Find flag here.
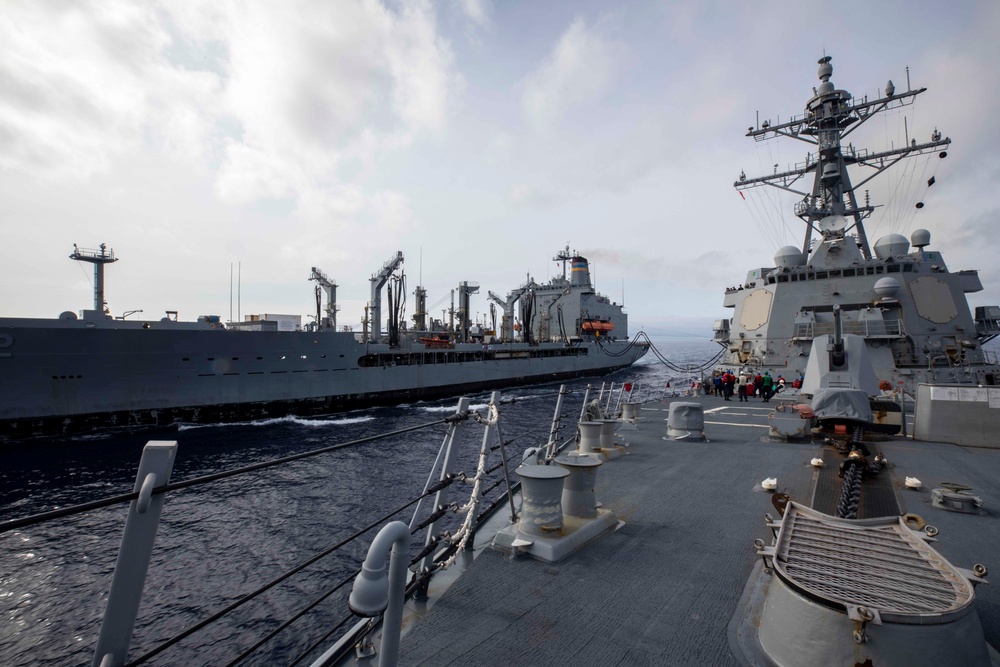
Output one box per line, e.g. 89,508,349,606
624,382,633,392
739,191,745,200
927,176,936,187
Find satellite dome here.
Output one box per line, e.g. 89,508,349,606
59,311,78,320
911,229,931,249
873,234,910,259
817,81,835,95
874,277,901,299
774,245,805,268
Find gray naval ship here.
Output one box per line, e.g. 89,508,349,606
0,246,647,439
3,54,1000,667
714,55,1000,396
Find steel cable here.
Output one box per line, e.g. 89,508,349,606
1,418,453,534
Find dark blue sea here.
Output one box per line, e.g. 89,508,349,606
0,336,718,667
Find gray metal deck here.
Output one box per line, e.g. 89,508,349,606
396,396,1000,666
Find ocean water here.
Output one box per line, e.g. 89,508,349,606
0,335,719,667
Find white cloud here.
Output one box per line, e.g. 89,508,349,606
520,17,619,130
0,1,459,214
455,0,491,28
0,1,221,179
212,0,460,235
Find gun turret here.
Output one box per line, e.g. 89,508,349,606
831,304,846,368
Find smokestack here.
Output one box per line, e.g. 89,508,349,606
570,256,591,287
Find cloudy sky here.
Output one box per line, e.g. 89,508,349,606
2,0,998,335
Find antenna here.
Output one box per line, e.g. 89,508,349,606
238,261,242,322
229,263,233,323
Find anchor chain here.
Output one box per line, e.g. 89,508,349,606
836,426,866,520
836,461,863,519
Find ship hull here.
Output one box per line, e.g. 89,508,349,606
0,318,646,440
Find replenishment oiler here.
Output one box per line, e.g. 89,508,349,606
0,246,647,440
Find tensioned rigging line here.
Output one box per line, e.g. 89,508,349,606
288,612,357,667
125,472,462,666
226,468,498,667
595,331,724,374
224,568,360,667
7,392,573,665
111,400,551,665
0,417,456,534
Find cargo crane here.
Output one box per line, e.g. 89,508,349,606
489,280,534,343
369,251,404,342
309,267,338,331
455,281,479,343
412,285,427,331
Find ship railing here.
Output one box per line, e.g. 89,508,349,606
71,245,116,261
0,387,584,667
794,319,904,339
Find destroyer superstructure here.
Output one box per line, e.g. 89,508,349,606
715,56,1000,393
0,246,646,440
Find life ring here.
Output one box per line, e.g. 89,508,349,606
902,513,926,531
879,380,892,391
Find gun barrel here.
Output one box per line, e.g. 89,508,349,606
831,305,846,367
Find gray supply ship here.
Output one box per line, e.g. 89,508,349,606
714,55,1000,395
0,246,647,440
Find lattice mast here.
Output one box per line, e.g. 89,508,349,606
734,56,950,260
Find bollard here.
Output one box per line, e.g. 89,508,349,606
621,401,641,421
577,421,603,454
598,419,617,449
515,465,570,536
554,453,602,518
666,402,706,440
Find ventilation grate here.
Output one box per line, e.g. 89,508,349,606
771,503,976,622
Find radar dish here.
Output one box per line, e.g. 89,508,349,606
818,215,848,233
873,234,910,259
774,246,805,268
874,277,901,299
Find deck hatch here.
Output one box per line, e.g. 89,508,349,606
771,503,976,622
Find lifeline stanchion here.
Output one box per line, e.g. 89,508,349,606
93,441,177,667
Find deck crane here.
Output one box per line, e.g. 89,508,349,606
369,251,404,341
455,281,480,343
488,281,534,342
309,267,339,331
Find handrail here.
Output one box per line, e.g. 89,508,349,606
792,319,905,339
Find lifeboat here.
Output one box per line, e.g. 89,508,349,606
581,320,614,332
419,335,453,349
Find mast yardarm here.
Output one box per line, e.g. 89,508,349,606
734,56,951,260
